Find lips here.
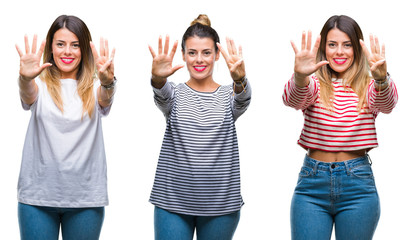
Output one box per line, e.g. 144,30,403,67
61,58,75,64
194,65,207,72
333,58,347,65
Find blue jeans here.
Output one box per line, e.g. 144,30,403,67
154,206,240,240
18,203,104,240
291,155,380,240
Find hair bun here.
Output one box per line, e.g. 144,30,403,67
190,14,211,27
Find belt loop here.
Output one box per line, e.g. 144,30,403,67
313,161,319,174
367,154,372,166
344,161,350,175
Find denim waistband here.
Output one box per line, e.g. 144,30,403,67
303,154,371,172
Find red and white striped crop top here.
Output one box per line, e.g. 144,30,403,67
283,75,398,152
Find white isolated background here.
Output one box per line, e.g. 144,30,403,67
0,0,412,239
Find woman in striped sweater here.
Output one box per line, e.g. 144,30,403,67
283,15,397,240
148,14,251,240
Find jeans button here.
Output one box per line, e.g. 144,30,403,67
331,164,336,169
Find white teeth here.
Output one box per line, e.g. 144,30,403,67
334,59,346,62
62,58,73,63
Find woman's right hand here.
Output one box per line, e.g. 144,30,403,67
291,31,328,87
148,35,184,88
16,34,52,82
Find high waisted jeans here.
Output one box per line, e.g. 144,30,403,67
154,206,240,240
291,155,380,240
18,203,104,240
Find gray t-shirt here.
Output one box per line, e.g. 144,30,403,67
18,78,110,208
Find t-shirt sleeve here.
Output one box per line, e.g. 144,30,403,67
21,78,41,111
94,80,112,117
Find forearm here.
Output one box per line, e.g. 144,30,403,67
232,80,252,120
98,86,115,108
153,80,175,116
368,76,398,114
282,75,318,110
151,76,167,89
18,76,38,105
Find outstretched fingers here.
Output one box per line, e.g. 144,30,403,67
168,40,179,58
90,41,99,62
216,42,230,63
148,45,156,58
359,39,371,59
164,35,170,55
290,40,299,54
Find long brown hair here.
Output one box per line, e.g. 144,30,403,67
316,15,371,110
41,15,95,118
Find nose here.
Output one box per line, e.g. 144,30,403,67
336,45,344,55
196,53,203,63
64,45,71,55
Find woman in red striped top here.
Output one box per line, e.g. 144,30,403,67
283,15,398,240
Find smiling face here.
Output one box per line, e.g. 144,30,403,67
182,36,219,82
325,28,354,79
52,28,82,79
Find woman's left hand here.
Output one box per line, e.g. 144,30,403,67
91,38,116,85
217,37,245,82
360,34,387,80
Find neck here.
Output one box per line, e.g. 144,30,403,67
186,77,219,92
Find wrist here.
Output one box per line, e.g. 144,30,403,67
293,73,309,87
233,76,247,86
19,75,33,83
101,76,117,90
374,72,390,84
151,75,167,83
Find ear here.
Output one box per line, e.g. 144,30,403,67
215,48,220,61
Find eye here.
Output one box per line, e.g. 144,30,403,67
328,43,336,48
344,43,353,48
57,43,64,47
188,51,196,56
203,51,212,56
72,43,80,49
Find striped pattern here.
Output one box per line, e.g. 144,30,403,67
283,75,398,151
150,82,251,216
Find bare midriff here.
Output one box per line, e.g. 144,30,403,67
308,149,367,162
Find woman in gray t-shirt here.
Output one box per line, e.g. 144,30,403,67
16,15,116,240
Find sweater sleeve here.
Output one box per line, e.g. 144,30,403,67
282,75,319,110
231,81,252,121
367,77,398,114
153,81,176,119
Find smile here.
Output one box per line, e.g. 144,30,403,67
194,65,207,72
61,58,75,64
333,58,347,65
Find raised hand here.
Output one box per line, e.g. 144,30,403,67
360,34,387,80
291,31,329,86
217,37,245,81
91,37,115,85
149,35,184,87
16,34,52,81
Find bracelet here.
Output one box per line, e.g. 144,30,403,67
233,76,247,95
374,72,390,87
101,76,117,90
234,76,247,86
374,72,390,84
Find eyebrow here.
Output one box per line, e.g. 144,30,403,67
327,40,352,43
56,39,80,43
188,48,213,51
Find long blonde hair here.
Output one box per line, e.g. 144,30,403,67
41,15,96,118
316,15,371,111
